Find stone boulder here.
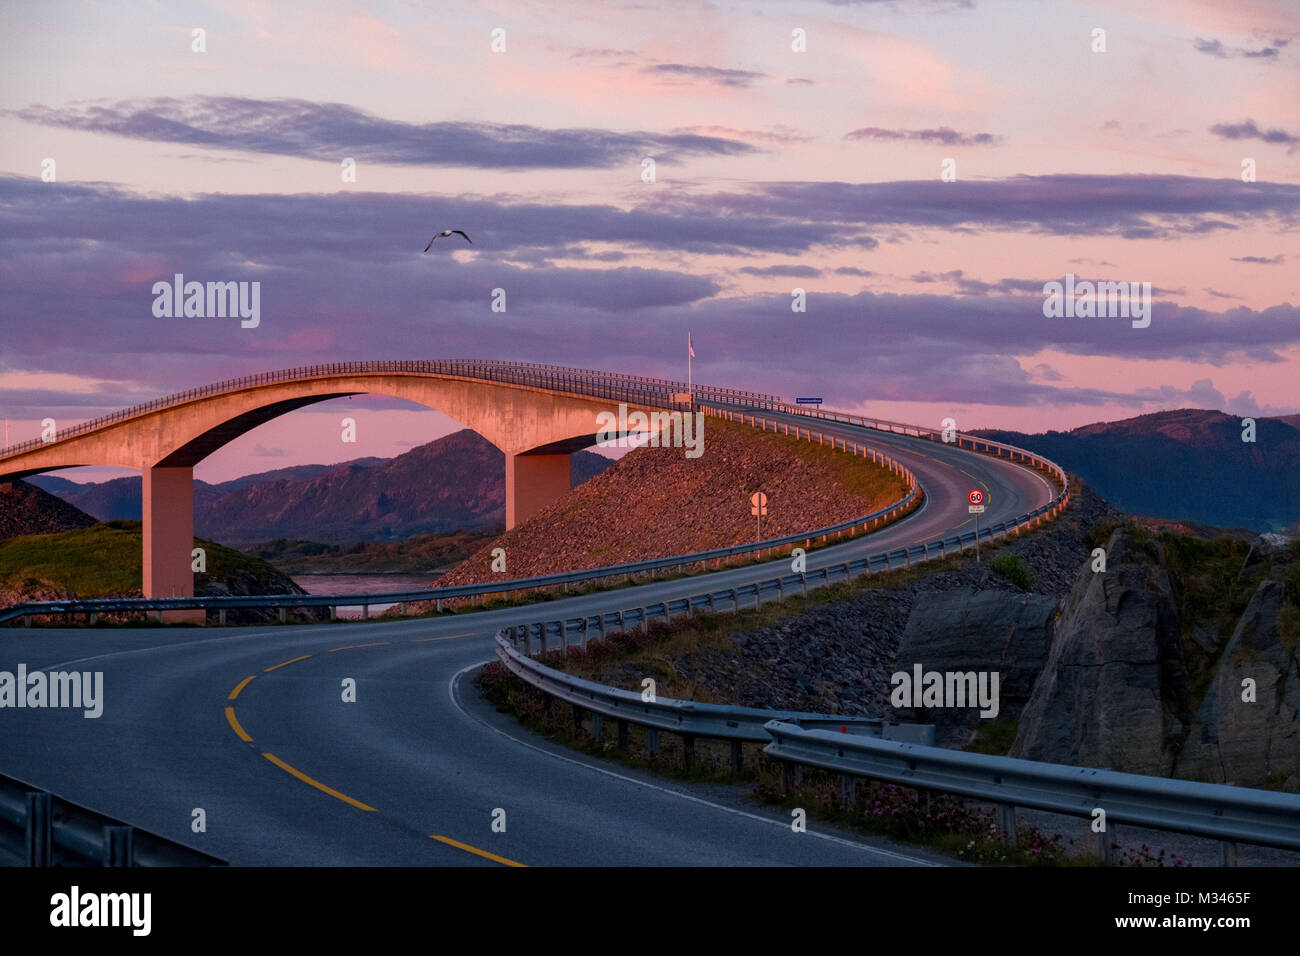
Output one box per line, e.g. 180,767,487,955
893,587,1057,747
1177,579,1300,790
1010,529,1191,774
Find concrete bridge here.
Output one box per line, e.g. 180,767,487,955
0,361,776,619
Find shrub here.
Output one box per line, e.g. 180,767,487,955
989,553,1034,590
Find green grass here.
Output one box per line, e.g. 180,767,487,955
988,553,1035,590
0,520,287,599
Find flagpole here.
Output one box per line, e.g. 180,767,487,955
687,331,692,406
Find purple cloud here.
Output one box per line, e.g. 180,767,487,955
9,97,758,169
1231,254,1285,264
641,64,767,87
845,126,1001,147
1209,119,1300,150
739,264,822,278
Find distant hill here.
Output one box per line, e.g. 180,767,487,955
29,430,613,547
972,409,1300,532
0,480,97,539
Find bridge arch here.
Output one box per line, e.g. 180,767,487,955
0,362,734,617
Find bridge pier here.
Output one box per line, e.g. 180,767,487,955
505,452,570,529
142,466,204,623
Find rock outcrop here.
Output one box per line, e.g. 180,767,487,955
893,588,1057,747
1177,579,1300,790
1010,529,1191,775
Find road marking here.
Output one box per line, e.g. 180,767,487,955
224,706,253,742
265,654,312,672
228,675,256,699
328,641,392,653
447,662,941,866
428,834,526,867
411,632,474,644
261,752,377,812
952,518,972,531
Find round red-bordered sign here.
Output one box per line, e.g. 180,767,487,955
968,489,984,505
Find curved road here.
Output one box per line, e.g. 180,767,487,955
1,417,1056,866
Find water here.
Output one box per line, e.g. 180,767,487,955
290,573,443,618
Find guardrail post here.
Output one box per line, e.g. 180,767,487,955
279,607,287,623
399,602,407,616
436,598,443,613
1095,827,1115,864
559,621,568,655
617,720,629,750
581,617,588,645
218,608,227,626
572,702,583,733
25,791,52,866
840,774,856,809
23,614,31,627
1218,841,1240,866
89,612,98,626
754,585,761,610
996,804,1018,846
681,733,695,769
523,624,533,656
777,578,784,601
362,604,369,620
596,614,605,642
591,713,603,739
646,728,659,756
638,608,647,633
104,825,134,867
731,741,743,772
617,609,625,633
800,573,807,597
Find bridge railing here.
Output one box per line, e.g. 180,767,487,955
0,360,775,461
1,406,925,624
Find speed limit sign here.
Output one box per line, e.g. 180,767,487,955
968,489,984,506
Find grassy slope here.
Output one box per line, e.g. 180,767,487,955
0,520,290,598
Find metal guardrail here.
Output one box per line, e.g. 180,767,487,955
0,770,226,866
494,634,934,771
494,635,1300,858
0,406,926,625
762,721,1300,854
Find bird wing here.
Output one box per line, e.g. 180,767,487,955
423,236,437,252
452,230,472,243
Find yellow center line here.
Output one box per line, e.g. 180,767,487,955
953,518,973,530
262,753,377,812
410,632,475,643
265,654,312,672
429,834,527,867
327,641,392,653
228,675,256,700
224,706,253,742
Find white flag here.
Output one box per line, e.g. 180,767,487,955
688,331,695,358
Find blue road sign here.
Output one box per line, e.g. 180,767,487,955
795,397,823,405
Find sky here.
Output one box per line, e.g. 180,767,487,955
0,0,1297,483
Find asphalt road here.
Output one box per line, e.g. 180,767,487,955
0,420,1055,865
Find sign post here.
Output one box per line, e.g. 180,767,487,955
968,489,985,562
751,491,768,541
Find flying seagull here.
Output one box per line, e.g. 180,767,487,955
424,229,472,252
